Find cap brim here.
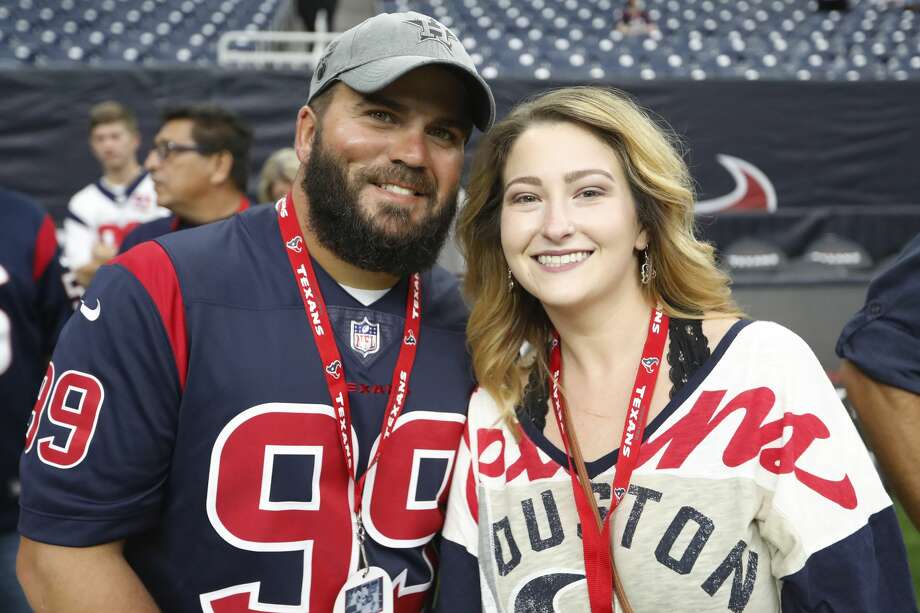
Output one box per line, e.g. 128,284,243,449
339,55,495,132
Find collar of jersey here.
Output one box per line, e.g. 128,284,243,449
519,319,753,480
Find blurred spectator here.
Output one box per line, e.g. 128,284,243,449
62,101,166,289
297,0,338,32
617,0,657,36
0,187,75,612
119,105,253,253
818,0,850,10
258,147,298,203
837,234,920,529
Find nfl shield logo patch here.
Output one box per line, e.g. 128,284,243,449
350,317,380,358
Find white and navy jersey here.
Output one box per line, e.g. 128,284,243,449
119,198,252,254
19,204,474,612
0,188,74,532
118,213,192,254
62,172,164,269
436,321,918,613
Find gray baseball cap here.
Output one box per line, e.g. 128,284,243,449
308,11,495,132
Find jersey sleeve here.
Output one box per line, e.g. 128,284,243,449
18,242,186,546
118,223,145,254
434,418,485,613
836,234,920,395
32,213,76,353
754,325,918,612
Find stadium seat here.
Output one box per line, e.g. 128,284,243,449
1,0,918,75
377,0,920,80
721,237,789,283
0,0,287,65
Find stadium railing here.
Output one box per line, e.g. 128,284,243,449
216,30,340,67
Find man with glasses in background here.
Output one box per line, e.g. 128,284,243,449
119,104,253,253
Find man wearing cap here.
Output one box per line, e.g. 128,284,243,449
16,12,494,612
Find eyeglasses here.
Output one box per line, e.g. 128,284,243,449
150,140,207,160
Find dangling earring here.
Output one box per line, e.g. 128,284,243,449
640,249,656,285
507,267,515,290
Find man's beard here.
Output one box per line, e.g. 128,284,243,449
302,130,459,278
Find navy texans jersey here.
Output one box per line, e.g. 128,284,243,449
119,198,252,254
117,213,186,254
0,187,74,532
19,203,474,612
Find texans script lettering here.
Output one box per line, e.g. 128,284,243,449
637,387,857,509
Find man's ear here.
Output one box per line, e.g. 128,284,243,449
209,150,233,185
295,105,319,163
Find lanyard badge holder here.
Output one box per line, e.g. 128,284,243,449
549,307,668,613
332,516,394,613
278,195,420,613
332,565,394,613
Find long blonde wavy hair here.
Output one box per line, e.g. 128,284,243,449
458,87,742,423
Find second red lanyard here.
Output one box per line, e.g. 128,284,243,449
549,307,668,613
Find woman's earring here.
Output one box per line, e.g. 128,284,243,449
640,249,656,285
508,268,515,290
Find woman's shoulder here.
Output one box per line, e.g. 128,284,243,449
705,318,820,368
700,315,741,352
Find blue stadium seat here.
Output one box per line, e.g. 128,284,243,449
2,0,918,75
0,0,287,65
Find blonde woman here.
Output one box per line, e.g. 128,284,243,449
257,146,299,203
435,88,916,613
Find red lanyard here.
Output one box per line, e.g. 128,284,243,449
548,308,668,613
276,194,421,521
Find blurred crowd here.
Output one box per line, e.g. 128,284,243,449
0,98,295,608
35,100,294,292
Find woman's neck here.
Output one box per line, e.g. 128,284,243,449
545,283,654,377
540,284,665,461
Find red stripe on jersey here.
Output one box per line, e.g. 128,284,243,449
32,214,58,281
466,463,479,523
115,242,189,390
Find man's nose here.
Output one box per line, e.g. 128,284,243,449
144,150,159,172
388,126,429,170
